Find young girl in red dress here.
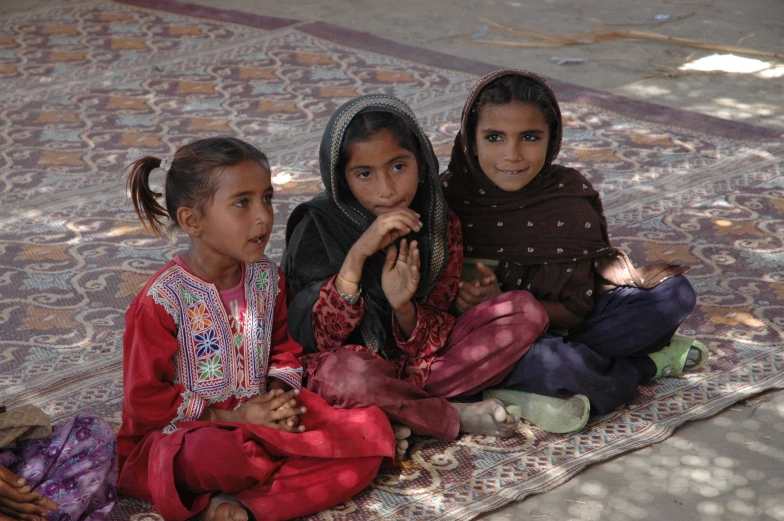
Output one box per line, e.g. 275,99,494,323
283,95,549,452
117,137,394,521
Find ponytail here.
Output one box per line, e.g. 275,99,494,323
124,138,268,237
125,156,169,237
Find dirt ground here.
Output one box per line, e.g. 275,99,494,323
2,0,783,519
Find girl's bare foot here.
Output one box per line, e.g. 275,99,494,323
454,399,519,437
203,494,250,521
392,423,412,461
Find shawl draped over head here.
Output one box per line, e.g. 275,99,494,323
442,69,687,316
282,94,449,355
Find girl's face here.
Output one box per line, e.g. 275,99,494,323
194,160,274,264
473,101,550,192
344,129,419,216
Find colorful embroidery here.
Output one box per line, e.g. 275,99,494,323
198,355,224,381
187,303,212,331
147,258,281,429
163,390,206,434
195,329,220,359
268,366,303,390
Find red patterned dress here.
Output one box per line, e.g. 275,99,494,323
118,256,394,521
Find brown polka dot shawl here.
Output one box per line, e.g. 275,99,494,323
442,69,687,316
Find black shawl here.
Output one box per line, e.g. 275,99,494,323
282,94,449,355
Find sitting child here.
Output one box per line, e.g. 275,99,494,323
442,70,708,432
117,137,394,521
283,95,549,452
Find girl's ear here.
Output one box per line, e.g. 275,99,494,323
177,206,202,237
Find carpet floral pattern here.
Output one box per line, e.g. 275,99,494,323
0,1,782,519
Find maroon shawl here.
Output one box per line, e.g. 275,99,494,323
442,69,687,315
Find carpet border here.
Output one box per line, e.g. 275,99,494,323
297,21,782,142
111,0,782,142
113,0,300,31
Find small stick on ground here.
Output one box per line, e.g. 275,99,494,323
453,20,784,60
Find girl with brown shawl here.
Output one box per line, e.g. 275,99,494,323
283,95,550,450
442,70,707,420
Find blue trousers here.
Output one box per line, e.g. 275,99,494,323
499,275,696,415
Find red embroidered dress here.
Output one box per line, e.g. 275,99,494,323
118,257,394,520
307,211,463,387
120,257,302,441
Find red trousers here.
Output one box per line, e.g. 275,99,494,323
308,290,548,441
118,388,394,521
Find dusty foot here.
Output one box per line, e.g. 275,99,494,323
392,423,412,461
454,399,519,437
203,494,250,521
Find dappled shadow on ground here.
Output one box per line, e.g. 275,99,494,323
479,392,784,521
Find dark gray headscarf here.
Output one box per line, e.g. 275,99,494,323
282,94,448,356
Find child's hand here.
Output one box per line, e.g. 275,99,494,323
0,465,58,521
381,239,420,311
236,389,306,433
353,209,422,259
272,400,301,431
454,262,501,315
265,379,301,430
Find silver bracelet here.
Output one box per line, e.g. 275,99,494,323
336,285,362,305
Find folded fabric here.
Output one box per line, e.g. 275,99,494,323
0,404,52,449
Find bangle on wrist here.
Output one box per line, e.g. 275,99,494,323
336,284,362,305
337,274,359,287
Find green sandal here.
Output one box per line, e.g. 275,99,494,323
648,334,709,379
482,389,590,434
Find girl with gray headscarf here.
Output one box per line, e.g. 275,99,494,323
283,95,549,454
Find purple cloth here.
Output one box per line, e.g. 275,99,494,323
0,413,118,521
499,275,696,415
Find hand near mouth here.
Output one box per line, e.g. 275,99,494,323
352,208,422,260
338,208,423,308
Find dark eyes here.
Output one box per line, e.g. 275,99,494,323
355,164,407,179
484,133,540,143
234,195,273,207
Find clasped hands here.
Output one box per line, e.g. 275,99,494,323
232,379,306,433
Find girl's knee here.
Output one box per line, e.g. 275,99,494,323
506,290,549,332
661,275,696,324
309,350,379,402
313,349,370,381
675,276,697,314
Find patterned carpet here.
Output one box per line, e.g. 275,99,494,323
1,1,782,519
